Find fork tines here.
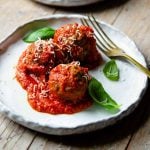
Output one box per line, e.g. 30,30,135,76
81,14,150,78
81,14,118,53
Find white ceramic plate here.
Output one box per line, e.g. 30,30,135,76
0,14,148,135
32,0,103,7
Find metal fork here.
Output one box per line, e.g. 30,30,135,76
81,14,150,78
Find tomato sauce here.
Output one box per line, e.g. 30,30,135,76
16,58,92,114
16,23,102,114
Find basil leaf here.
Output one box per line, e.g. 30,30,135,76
103,59,119,81
23,27,55,43
88,77,120,111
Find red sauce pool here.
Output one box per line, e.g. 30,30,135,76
16,23,102,114
16,59,92,114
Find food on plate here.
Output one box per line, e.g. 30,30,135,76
16,23,103,114
16,22,121,114
16,61,92,114
49,61,91,102
23,23,102,69
53,23,101,69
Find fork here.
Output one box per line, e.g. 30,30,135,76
81,14,150,78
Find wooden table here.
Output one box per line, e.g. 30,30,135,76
0,0,150,149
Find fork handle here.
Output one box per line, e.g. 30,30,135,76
122,53,150,78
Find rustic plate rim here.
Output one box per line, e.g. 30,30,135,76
0,14,148,135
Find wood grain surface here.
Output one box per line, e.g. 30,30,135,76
0,0,150,149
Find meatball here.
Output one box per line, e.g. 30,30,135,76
53,23,102,68
49,61,91,102
18,40,56,74
18,23,102,76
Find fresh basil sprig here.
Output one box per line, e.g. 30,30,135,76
23,27,55,43
88,77,120,111
103,59,119,81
